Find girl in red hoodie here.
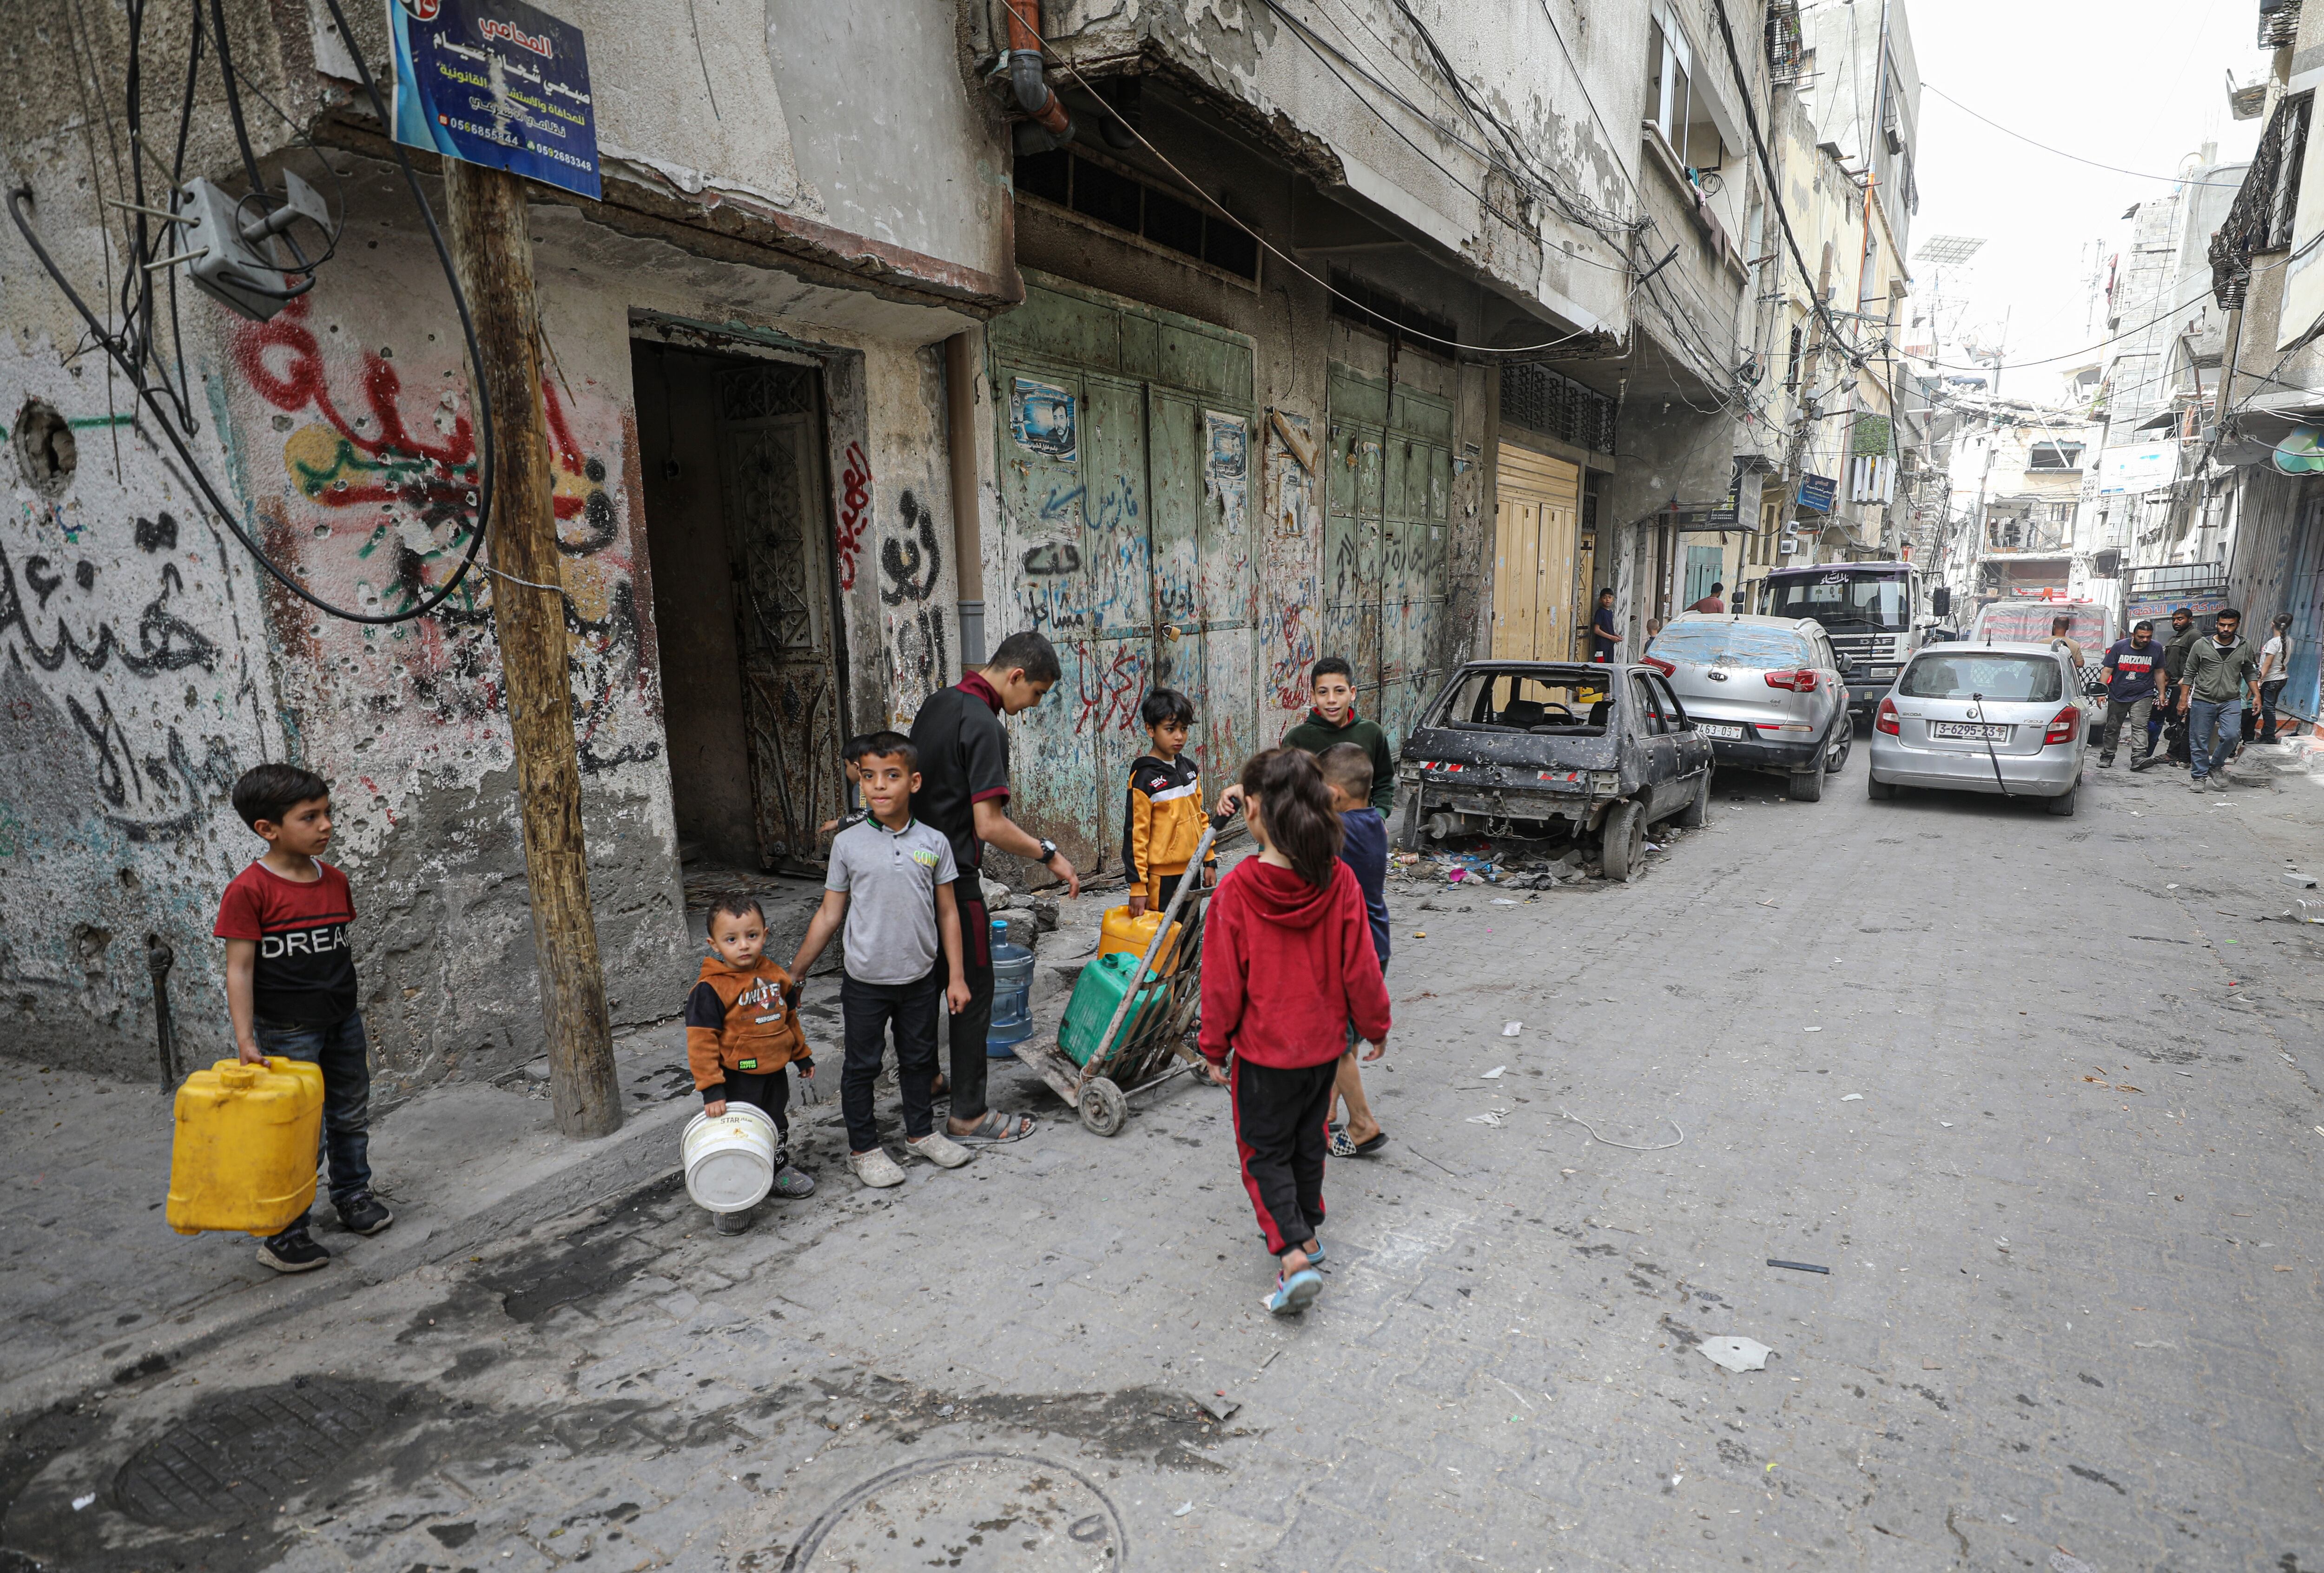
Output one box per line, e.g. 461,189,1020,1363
1201,748,1393,1314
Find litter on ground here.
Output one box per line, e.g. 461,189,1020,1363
1502,1021,1523,1036
1698,1335,1773,1373
1481,1065,1506,1079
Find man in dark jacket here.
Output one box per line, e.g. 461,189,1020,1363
1279,657,1397,816
2155,607,2201,765
2099,621,2161,768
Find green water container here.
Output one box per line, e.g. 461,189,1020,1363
1059,951,1169,1067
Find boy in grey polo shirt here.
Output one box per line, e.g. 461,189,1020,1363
790,732,974,1188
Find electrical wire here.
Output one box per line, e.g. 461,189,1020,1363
1707,0,1844,357
1922,83,2252,190
9,0,498,627
1004,0,1614,356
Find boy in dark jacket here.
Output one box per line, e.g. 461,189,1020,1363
687,893,818,1232
1280,656,1397,815
1318,743,1390,1158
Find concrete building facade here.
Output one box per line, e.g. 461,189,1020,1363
2,0,1855,1089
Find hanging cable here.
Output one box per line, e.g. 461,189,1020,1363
1003,0,1670,359
9,0,498,627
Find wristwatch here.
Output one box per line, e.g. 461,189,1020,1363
1037,838,1060,866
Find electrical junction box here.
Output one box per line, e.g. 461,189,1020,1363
172,172,330,323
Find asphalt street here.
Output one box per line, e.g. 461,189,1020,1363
4,745,2319,1573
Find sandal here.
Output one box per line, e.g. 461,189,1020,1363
1327,1128,1359,1159
949,1110,1036,1145
1265,1267,1323,1315
1352,1131,1389,1157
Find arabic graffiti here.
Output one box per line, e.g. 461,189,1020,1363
879,489,943,606
227,297,658,775
1073,645,1144,737
836,440,871,591
1021,542,1082,576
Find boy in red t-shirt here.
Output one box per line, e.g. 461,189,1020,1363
213,764,390,1273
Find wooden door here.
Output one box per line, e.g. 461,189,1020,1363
1327,368,1453,737
1492,443,1580,660
718,363,845,868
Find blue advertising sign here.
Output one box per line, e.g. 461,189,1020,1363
389,0,600,200
1796,472,1837,513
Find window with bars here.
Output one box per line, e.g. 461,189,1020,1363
1499,361,1618,455
1764,0,1803,84
1013,148,1260,280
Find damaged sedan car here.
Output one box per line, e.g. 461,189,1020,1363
1395,662,1714,881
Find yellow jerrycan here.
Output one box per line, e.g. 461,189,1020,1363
166,1057,324,1236
1097,903,1185,975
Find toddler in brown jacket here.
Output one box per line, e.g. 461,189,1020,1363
686,893,818,1231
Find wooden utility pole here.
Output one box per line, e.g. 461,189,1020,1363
443,162,622,1139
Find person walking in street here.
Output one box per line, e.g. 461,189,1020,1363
2100,621,2162,769
909,631,1078,1145
2158,607,2201,765
1591,588,1621,664
1281,657,1397,816
2179,608,2264,792
1199,748,1391,1317
1686,582,1726,615
2258,612,2294,743
214,764,391,1273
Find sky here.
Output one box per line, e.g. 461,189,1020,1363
1877,0,2270,402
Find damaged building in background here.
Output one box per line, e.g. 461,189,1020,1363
5,0,1845,1090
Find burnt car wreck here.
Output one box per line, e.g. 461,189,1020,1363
1395,662,1714,881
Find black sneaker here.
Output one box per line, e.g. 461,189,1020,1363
337,1191,394,1237
257,1226,331,1274
2098,753,2115,768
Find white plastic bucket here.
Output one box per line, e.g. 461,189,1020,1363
681,1102,777,1212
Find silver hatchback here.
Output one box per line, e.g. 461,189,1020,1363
1867,642,2088,815
1643,613,1851,801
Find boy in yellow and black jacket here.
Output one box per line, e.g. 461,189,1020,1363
685,892,818,1230
1123,689,1216,916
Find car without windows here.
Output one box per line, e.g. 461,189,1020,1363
1642,612,1852,801
1395,661,1714,881
1868,642,2089,816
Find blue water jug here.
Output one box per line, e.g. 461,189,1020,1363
987,923,1034,1055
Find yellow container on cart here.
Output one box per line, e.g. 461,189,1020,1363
166,1057,324,1236
1097,903,1186,975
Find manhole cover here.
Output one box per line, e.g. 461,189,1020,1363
113,1378,398,1528
784,1451,1126,1571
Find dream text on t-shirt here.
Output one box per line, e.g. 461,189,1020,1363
213,861,358,1024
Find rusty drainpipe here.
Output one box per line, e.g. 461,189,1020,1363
1004,0,1075,154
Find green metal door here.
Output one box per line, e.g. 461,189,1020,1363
1326,368,1453,742
988,274,1256,871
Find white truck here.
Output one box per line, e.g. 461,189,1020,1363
1754,562,1947,714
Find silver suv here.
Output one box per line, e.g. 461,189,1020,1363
1643,613,1851,801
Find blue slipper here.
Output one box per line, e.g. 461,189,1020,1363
1266,1267,1323,1315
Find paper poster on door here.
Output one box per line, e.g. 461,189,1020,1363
1204,410,1248,534
1010,378,1077,460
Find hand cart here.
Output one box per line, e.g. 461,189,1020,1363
1011,815,1227,1135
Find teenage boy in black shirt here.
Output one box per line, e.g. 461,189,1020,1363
909,630,1081,1144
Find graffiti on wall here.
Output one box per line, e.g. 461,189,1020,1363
835,440,870,591
0,512,247,842
228,297,658,774
880,488,948,720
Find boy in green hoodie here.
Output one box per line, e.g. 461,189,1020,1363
1279,657,1397,816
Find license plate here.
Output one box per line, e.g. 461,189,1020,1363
1930,721,2010,740
1695,723,1746,740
